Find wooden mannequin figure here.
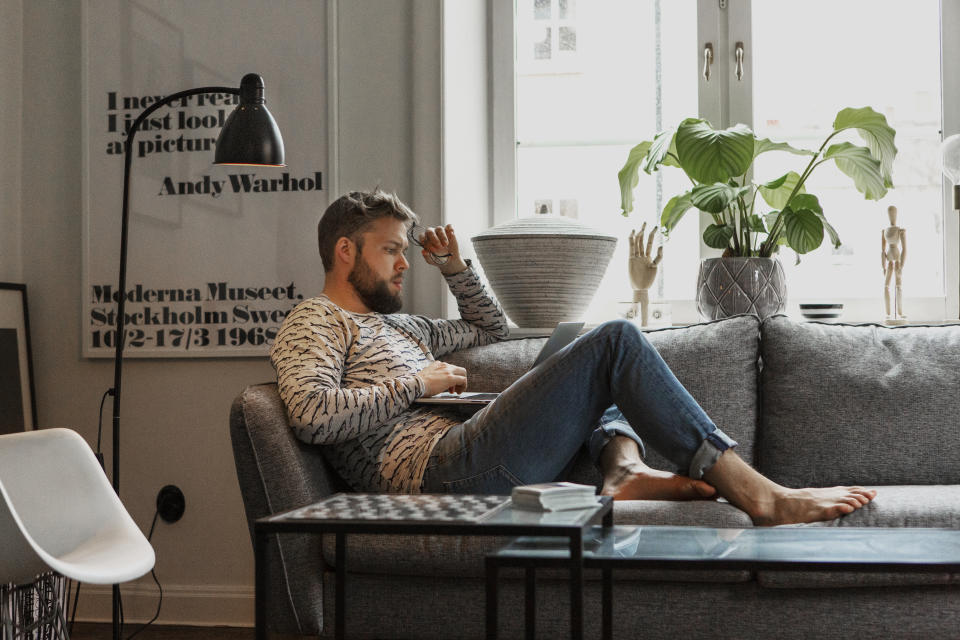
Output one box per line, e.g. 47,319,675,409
881,205,907,324
628,223,663,326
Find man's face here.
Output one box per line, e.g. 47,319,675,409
347,216,410,313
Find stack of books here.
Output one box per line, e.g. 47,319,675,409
510,482,600,512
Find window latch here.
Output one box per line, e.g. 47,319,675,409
735,41,745,81
703,43,714,82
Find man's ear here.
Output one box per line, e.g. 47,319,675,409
333,236,356,268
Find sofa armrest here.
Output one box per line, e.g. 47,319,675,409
230,382,347,636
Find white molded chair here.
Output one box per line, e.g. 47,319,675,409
0,428,155,629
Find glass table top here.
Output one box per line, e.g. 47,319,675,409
496,525,960,566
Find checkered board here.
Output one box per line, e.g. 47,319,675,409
281,493,510,523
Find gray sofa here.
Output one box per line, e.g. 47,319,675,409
230,314,960,639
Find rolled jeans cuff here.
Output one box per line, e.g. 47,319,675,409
589,420,646,464
688,429,738,479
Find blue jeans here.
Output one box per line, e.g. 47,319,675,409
420,319,737,494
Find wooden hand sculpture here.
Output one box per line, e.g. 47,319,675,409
628,223,663,326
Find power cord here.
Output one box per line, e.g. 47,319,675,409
95,388,113,469
68,388,115,634
121,508,164,639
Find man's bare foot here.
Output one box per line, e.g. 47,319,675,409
601,465,717,501
703,449,877,526
749,486,877,526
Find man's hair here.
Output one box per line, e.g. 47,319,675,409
317,188,419,271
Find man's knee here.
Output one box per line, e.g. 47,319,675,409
596,318,642,338
592,318,649,348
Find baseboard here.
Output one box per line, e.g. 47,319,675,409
73,582,254,627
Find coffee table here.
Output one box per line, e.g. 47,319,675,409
491,525,960,640
253,493,612,640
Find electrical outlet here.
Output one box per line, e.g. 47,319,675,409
156,484,186,523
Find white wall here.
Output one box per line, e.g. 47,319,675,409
15,0,449,625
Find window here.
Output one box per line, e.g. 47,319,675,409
493,0,960,323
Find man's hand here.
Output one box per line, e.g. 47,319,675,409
628,223,663,291
417,360,468,396
418,224,468,275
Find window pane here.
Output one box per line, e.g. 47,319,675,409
751,0,943,301
515,0,698,322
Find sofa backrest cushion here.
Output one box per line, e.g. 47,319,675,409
758,316,960,486
446,315,761,472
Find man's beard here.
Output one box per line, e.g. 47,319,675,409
348,254,403,313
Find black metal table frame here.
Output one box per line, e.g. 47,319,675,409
489,529,960,640
254,496,613,640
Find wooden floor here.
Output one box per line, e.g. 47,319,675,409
69,623,249,639
69,623,307,639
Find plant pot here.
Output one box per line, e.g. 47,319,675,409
471,215,617,328
696,257,786,321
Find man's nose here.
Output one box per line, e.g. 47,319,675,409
397,253,410,271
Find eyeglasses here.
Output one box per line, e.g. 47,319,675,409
407,224,452,265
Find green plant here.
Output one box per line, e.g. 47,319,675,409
618,107,897,258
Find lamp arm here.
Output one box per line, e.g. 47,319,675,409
111,85,239,489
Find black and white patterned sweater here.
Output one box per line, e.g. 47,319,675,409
270,266,509,493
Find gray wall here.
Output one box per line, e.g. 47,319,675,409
6,0,446,624
0,0,23,282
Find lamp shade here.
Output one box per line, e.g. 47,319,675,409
214,73,285,166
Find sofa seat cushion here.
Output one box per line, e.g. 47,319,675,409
758,317,960,486
320,499,753,583
758,485,960,588
613,498,753,528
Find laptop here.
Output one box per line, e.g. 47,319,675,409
414,321,585,406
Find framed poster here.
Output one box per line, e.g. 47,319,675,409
0,283,37,432
82,0,329,357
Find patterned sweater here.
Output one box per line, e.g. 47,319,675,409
270,266,509,493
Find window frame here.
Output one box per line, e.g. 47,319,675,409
485,0,960,322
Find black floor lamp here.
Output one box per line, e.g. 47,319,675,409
109,73,284,640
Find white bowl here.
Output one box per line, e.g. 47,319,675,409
798,303,844,321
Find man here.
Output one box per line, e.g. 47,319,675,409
271,189,876,525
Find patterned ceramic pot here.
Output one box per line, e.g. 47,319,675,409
696,257,787,321
471,216,617,328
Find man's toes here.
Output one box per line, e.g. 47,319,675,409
693,481,717,497
841,496,864,509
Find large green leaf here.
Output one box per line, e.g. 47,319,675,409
660,192,694,233
788,193,839,249
703,223,735,250
642,128,678,174
782,207,824,254
819,215,842,249
832,106,897,185
758,171,804,209
747,214,767,233
823,142,888,200
690,183,750,214
753,138,815,161
789,193,823,215
675,120,755,184
618,141,653,215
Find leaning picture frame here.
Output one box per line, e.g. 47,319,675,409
0,283,37,432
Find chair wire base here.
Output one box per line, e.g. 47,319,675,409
0,573,70,640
